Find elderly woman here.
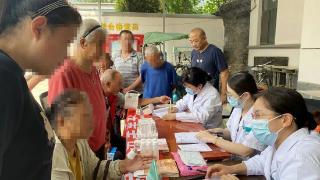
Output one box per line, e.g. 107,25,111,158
50,90,152,180
48,19,108,160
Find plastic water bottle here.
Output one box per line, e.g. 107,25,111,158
136,108,144,120
172,90,179,104
141,139,153,157
127,148,137,160
152,139,159,160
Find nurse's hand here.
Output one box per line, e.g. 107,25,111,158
221,174,239,180
162,113,176,120
196,131,218,144
206,164,233,178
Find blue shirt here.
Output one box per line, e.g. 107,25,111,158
141,61,177,98
191,44,228,90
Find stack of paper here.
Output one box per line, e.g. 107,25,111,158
178,150,207,166
178,143,212,152
175,132,213,153
175,132,201,144
155,104,174,109
152,107,169,118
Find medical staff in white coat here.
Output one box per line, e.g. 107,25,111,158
206,88,320,180
163,67,222,129
196,72,266,159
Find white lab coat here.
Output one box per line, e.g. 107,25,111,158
244,128,320,180
175,83,222,129
226,107,266,152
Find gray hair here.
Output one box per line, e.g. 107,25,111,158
76,19,106,44
144,45,160,56
100,69,121,84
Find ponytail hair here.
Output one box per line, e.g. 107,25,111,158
206,73,213,82
228,71,258,96
256,87,317,131
305,112,318,130
182,67,212,87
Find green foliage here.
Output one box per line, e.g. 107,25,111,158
197,0,229,14
165,0,200,14
113,0,230,14
71,0,116,3
115,0,161,13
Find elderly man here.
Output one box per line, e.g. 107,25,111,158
48,19,108,160
113,30,143,93
189,28,229,103
140,45,178,98
100,69,170,157
50,90,152,180
100,69,170,140
100,69,171,109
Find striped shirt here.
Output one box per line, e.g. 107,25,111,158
113,50,143,88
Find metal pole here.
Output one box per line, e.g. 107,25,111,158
161,0,166,60
98,0,102,23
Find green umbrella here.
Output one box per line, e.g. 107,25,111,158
144,32,188,45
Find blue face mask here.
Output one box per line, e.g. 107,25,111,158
251,115,283,146
227,96,241,108
185,87,195,96
227,93,248,108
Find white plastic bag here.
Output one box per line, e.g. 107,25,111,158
124,90,140,109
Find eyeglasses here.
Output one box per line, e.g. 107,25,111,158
251,112,279,119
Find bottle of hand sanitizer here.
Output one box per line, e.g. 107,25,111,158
172,90,179,104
